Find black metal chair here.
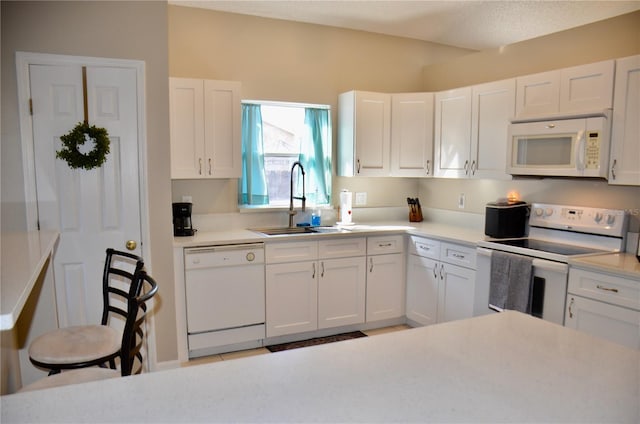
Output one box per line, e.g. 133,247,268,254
28,248,144,374
20,271,158,392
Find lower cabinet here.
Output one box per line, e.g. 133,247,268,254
406,236,476,326
564,267,640,349
366,235,406,322
265,238,367,338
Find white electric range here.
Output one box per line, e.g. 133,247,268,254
475,203,629,325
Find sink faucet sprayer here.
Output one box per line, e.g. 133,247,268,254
289,161,306,228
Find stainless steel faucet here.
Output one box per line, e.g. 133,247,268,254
289,161,306,228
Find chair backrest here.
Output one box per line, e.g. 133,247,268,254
120,271,158,376
100,248,145,326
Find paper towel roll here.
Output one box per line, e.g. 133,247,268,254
339,190,352,225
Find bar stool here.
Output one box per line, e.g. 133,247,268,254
20,271,158,392
28,248,144,374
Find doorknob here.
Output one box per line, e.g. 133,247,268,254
125,240,137,251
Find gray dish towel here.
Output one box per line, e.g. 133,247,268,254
489,250,533,313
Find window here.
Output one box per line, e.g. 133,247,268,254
239,101,332,208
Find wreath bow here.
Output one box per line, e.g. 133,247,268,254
56,122,110,170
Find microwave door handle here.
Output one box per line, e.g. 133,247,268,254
576,130,586,171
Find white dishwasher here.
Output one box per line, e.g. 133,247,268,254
184,243,265,358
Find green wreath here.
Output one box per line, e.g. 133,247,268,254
56,122,110,170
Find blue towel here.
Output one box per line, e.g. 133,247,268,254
489,251,533,313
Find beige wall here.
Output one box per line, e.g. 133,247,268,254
1,1,178,362
168,5,472,213
418,11,640,222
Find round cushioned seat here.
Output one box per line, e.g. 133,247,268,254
19,368,120,392
28,325,120,366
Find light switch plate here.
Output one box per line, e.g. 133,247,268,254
355,192,367,206
182,195,192,203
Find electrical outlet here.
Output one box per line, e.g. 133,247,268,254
182,195,192,203
355,192,367,206
458,193,465,209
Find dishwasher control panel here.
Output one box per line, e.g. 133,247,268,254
185,243,264,270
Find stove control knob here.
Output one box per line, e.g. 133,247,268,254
534,208,544,217
594,212,603,223
545,208,554,217
607,215,616,225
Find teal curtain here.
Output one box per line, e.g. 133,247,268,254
300,108,331,205
238,104,269,205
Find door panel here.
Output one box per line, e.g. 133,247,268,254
30,64,142,327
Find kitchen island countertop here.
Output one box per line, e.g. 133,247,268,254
2,311,638,423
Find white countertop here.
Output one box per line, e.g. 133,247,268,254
2,311,638,423
570,252,640,280
0,231,59,330
173,220,485,249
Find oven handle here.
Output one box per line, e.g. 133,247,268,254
477,247,569,273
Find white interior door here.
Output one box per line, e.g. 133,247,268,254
30,64,142,328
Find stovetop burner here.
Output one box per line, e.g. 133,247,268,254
490,238,608,257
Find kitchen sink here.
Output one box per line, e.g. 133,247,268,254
250,226,348,236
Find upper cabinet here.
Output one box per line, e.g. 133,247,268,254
390,93,434,177
434,79,514,180
338,91,391,177
169,78,241,179
609,55,640,186
515,60,614,119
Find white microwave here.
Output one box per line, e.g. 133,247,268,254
507,111,611,178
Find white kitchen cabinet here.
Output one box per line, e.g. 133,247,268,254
318,256,367,329
515,60,614,118
564,267,640,349
169,78,241,179
434,87,472,178
265,238,366,337
365,235,405,322
390,92,434,177
434,80,514,180
609,54,640,186
471,79,515,180
338,90,391,176
266,261,318,337
406,236,476,326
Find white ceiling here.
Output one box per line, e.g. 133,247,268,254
169,0,640,51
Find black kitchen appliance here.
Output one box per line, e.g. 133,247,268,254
173,202,196,237
484,201,529,238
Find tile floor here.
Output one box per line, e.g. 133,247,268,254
182,324,411,367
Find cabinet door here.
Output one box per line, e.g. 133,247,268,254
318,257,366,329
609,55,640,186
338,91,391,176
471,79,515,180
515,70,560,118
390,93,434,177
169,78,205,179
559,60,614,113
203,80,241,178
406,255,439,326
437,263,475,323
434,87,472,178
366,253,406,322
266,261,318,337
565,295,640,350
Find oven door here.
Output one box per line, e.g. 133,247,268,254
475,248,569,325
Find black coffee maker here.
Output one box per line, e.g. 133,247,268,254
173,202,195,236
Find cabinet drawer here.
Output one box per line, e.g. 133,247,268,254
568,268,640,311
319,237,366,259
265,241,318,264
440,242,476,269
367,235,404,255
408,236,440,260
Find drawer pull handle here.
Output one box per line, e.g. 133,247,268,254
452,253,465,259
378,243,393,248
419,245,431,251
569,297,574,319
596,285,619,293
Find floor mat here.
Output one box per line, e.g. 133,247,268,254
266,331,368,353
